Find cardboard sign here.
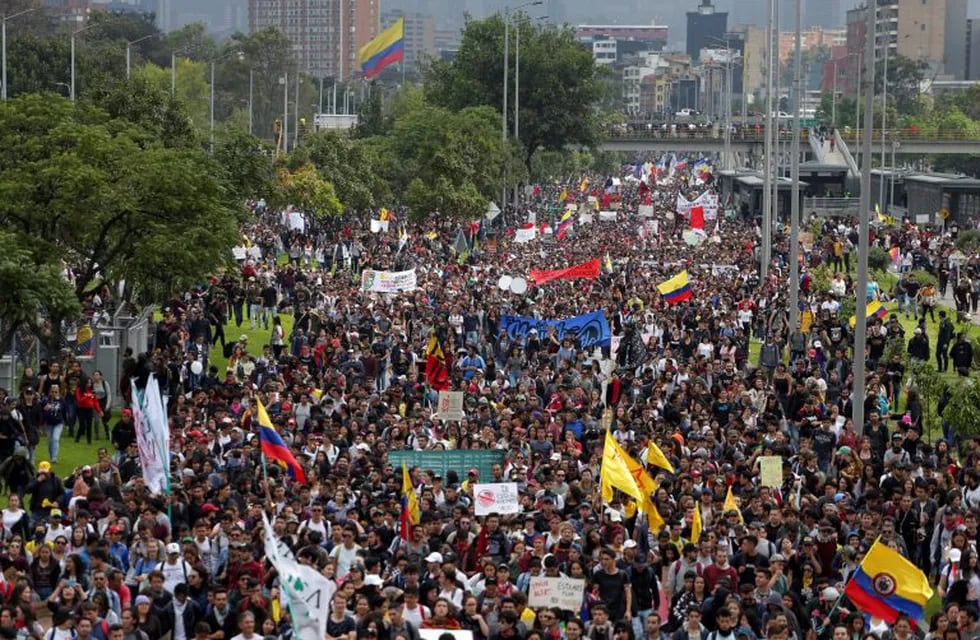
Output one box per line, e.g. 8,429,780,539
435,391,465,421
638,204,654,217
599,211,617,222
473,483,521,515
528,576,586,611
759,456,783,488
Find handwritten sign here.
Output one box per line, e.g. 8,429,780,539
759,456,783,488
529,576,585,611
435,391,465,421
473,483,520,516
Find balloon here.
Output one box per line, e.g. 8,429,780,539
510,277,528,294
190,361,203,376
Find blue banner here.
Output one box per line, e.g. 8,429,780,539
499,311,611,348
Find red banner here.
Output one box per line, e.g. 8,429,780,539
529,258,601,285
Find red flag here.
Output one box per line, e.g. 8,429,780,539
690,205,705,230
424,336,450,391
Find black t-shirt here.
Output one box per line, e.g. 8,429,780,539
327,614,357,639
593,568,630,620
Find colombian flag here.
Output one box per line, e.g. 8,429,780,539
844,538,933,623
657,271,693,305
359,18,404,79
256,399,307,484
848,300,889,327
558,187,568,204
556,210,573,240
400,462,421,540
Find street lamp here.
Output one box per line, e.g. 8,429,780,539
209,50,244,153
126,34,156,79
513,11,547,209
502,0,542,212
2,6,36,101
72,21,106,102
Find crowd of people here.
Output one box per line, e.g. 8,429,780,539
0,158,977,640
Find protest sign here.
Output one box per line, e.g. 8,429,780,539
370,219,389,233
599,211,617,221
529,577,586,611
473,483,521,515
386,451,505,482
638,204,654,217
759,456,783,488
435,391,464,421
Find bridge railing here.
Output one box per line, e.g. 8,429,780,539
604,127,807,142
835,128,980,143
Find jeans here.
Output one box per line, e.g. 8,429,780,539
47,423,64,463
64,396,77,437
633,609,653,639
75,408,93,444
249,304,262,329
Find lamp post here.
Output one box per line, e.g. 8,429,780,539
513,9,545,209
788,0,802,333
126,34,155,79
761,0,775,278
879,22,889,216
2,6,36,101
71,21,105,102
249,68,254,135
209,50,244,153
502,1,542,213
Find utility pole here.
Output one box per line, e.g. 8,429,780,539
789,0,802,333
502,8,510,212
880,32,889,215
761,0,775,279
853,0,876,437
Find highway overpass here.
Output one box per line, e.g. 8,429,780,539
600,128,980,156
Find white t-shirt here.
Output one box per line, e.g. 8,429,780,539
158,559,193,593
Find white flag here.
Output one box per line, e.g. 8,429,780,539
262,513,331,640
131,374,169,495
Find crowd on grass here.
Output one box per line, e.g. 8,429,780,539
0,161,977,640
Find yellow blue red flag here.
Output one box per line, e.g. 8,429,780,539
359,18,404,79
843,538,933,623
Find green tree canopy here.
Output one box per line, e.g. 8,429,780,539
424,14,603,165
0,93,239,343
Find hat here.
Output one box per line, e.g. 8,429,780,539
122,409,133,418
166,542,181,554
424,552,443,563
821,587,840,600
623,540,638,549
364,574,384,587
135,595,152,606
801,535,815,544
108,525,124,534
468,468,479,476
950,548,962,562
50,509,62,518
38,461,51,473
200,503,220,514
607,511,623,523
239,334,248,342
892,432,904,440
770,554,785,562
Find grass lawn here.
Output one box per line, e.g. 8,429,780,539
42,312,295,478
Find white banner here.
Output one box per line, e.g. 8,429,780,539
579,213,594,225
697,193,719,220
599,211,617,222
370,219,389,233
285,211,305,232
515,227,537,244
360,268,417,293
638,204,654,218
529,576,586,611
676,193,692,215
262,513,331,639
473,483,521,515
131,375,169,495
435,391,465,421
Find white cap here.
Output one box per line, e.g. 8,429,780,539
950,548,962,562
425,552,443,563
166,542,181,554
364,574,384,587
624,540,638,549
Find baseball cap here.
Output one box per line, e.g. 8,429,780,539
122,409,133,418
50,509,62,518
135,595,152,606
38,461,51,473
424,552,443,563
166,542,181,554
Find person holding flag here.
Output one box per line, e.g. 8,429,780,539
256,399,307,484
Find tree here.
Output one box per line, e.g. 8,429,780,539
299,130,391,212
874,54,927,115
0,94,239,344
213,128,276,204
368,88,526,219
424,14,603,165
273,164,343,218
943,377,980,438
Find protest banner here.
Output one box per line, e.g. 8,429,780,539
360,268,417,293
528,577,586,611
599,211,617,222
370,219,389,233
386,450,505,481
473,483,521,515
530,258,600,285
499,310,611,348
638,204,654,217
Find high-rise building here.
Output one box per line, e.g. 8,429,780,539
248,0,379,80
686,0,728,62
845,0,967,82
381,10,435,75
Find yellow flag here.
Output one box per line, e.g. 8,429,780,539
691,503,703,543
601,431,644,506
609,435,665,532
724,485,744,524
645,439,676,473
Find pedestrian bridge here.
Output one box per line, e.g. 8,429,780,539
600,128,980,156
